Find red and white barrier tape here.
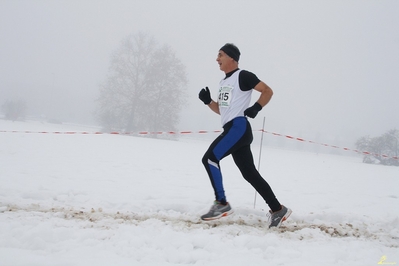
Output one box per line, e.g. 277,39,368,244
1,129,397,160
262,130,398,160
0,130,222,135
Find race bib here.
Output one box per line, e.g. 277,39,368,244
218,86,234,107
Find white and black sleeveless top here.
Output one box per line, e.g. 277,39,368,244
217,69,261,126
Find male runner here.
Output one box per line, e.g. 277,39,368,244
198,43,291,228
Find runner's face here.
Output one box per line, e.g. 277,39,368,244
216,50,232,72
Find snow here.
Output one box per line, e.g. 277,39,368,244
0,119,398,266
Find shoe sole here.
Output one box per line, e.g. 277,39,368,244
201,209,234,221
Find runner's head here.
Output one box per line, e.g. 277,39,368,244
219,43,240,62
217,43,240,73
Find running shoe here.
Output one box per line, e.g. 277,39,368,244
268,205,292,228
201,201,233,221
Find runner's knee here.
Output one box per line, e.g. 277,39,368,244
202,151,218,167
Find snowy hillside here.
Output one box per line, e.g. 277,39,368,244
0,120,398,266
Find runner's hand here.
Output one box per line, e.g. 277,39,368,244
244,102,262,118
199,87,212,105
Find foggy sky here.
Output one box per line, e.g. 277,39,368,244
1,0,398,146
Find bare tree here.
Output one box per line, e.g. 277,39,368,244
355,129,399,166
97,33,187,134
1,100,27,121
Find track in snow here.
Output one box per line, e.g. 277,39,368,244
2,203,398,247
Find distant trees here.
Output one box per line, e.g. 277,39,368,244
1,100,27,121
96,33,188,134
355,129,399,166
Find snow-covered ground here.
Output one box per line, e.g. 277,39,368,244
0,119,398,266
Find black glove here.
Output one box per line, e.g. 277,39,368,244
199,87,212,105
244,102,262,118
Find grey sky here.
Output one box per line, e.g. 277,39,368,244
1,0,398,146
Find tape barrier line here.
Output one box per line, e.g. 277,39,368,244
0,130,223,134
0,130,222,135
262,130,398,161
1,129,397,160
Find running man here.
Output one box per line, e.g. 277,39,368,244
198,43,291,228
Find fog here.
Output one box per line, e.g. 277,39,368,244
1,0,398,147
